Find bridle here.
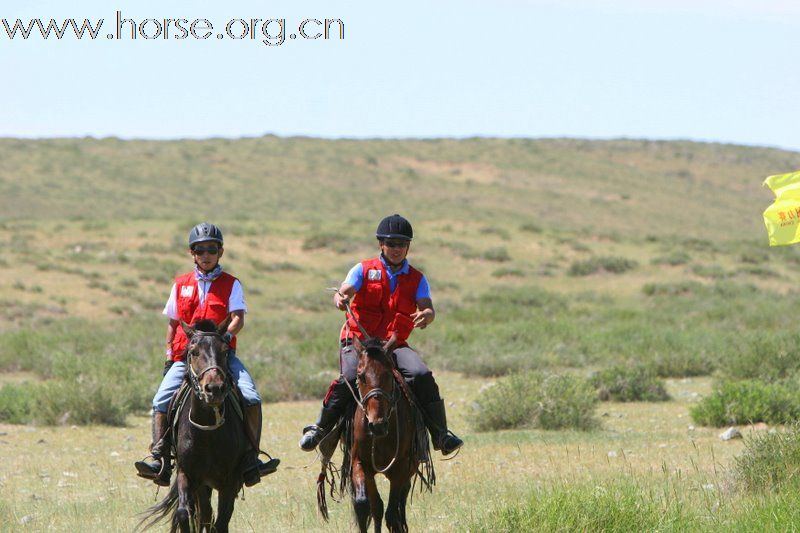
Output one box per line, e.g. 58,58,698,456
335,295,403,473
186,332,231,431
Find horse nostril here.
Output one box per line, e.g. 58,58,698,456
369,421,388,436
204,382,223,395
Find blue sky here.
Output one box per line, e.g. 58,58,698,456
2,0,799,151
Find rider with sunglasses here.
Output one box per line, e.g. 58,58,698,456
299,214,464,456
135,222,279,487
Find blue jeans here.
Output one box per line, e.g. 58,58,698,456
152,351,262,413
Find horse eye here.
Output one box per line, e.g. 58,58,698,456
357,372,365,382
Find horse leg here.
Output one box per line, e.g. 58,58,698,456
386,473,411,533
214,487,238,533
196,485,213,532
397,480,411,533
173,472,193,533
365,472,384,533
351,459,373,533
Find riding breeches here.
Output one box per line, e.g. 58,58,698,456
325,343,441,413
152,350,262,413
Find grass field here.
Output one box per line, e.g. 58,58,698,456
2,136,800,531
0,374,761,532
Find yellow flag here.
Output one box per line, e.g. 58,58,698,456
763,170,800,246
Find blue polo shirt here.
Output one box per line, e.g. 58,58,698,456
344,256,431,301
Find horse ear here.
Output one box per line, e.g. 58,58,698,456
352,336,363,353
382,333,397,354
181,320,195,338
217,315,232,336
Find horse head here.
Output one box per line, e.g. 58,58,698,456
180,317,232,407
353,334,398,437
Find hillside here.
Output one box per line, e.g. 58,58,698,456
2,137,797,240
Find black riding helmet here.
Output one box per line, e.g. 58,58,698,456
376,214,413,241
188,222,224,248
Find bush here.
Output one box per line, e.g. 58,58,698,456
736,265,781,278
482,247,511,262
642,281,703,296
647,350,716,378
301,232,358,253
735,423,800,492
651,251,691,266
568,256,637,276
590,364,670,402
491,267,525,278
690,380,800,427
0,383,34,424
691,263,728,279
721,332,800,383
472,372,598,432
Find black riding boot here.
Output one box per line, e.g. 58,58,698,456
242,404,280,487
299,405,342,451
134,411,172,486
300,375,354,451
422,399,464,455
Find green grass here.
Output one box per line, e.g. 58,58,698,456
690,380,800,427
471,372,598,431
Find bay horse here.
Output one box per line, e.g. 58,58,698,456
138,318,250,533
337,335,434,533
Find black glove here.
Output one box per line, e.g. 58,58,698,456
222,332,233,344
163,359,175,376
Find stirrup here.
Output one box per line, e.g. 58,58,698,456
299,424,327,451
438,431,464,456
259,451,280,476
134,455,171,486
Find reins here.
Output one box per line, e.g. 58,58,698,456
327,288,404,473
186,331,231,431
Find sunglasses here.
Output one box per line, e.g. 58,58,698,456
192,246,220,256
383,240,409,249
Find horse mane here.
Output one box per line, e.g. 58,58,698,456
192,319,218,333
362,337,393,365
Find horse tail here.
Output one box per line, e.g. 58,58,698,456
135,481,179,532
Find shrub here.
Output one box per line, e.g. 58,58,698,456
721,332,800,383
520,222,541,233
691,263,728,279
590,364,670,402
482,247,511,262
0,383,35,424
472,372,598,432
642,281,703,296
736,265,781,278
491,267,525,278
690,380,800,427
479,226,510,240
647,351,716,378
301,232,358,253
735,423,800,492
651,251,690,266
568,256,638,276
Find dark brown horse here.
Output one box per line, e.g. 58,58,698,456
138,318,250,533
344,335,433,533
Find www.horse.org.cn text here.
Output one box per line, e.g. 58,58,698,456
1,11,345,47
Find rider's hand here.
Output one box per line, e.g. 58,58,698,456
222,332,233,344
334,291,350,311
163,359,175,376
410,308,434,329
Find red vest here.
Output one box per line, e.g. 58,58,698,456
341,257,422,346
171,271,238,361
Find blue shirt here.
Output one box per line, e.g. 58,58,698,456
344,256,431,301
